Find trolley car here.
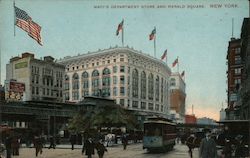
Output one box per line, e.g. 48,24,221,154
143,117,177,152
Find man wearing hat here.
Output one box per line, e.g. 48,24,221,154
199,131,217,158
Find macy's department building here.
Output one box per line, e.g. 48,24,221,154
58,46,171,117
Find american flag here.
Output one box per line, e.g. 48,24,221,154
116,20,124,36
172,58,178,67
181,71,185,77
161,49,167,60
14,6,42,45
149,27,156,40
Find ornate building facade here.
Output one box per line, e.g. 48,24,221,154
58,47,172,116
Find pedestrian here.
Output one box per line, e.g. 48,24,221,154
48,135,56,149
186,134,196,158
33,135,43,157
121,134,128,150
82,137,95,158
221,139,232,158
234,135,248,157
95,140,107,158
70,134,76,150
199,131,217,158
5,135,12,158
11,136,19,156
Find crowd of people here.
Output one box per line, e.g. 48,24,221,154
0,131,131,158
183,129,249,158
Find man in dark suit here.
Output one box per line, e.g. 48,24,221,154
199,131,217,158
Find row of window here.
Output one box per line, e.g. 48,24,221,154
129,101,164,112
31,87,62,97
67,58,125,71
65,86,126,100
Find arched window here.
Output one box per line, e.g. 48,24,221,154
72,73,79,100
82,71,89,96
65,75,69,81
82,71,88,78
148,73,154,100
132,69,139,98
65,75,70,90
103,68,111,75
102,68,111,97
161,78,164,103
72,73,79,90
141,71,146,99
155,76,159,101
92,70,99,77
92,70,100,96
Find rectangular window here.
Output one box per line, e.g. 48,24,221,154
120,58,124,62
113,66,117,73
235,68,241,75
155,104,159,111
120,76,125,84
235,47,241,54
141,102,146,109
113,87,117,96
32,86,35,94
120,99,124,106
120,87,125,96
36,87,39,95
148,103,153,110
235,56,241,64
132,101,138,108
113,76,117,84
120,66,125,73
234,78,241,85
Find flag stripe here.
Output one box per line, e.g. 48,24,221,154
16,19,30,33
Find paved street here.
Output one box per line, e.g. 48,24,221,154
10,143,200,158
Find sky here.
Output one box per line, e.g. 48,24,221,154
0,0,249,121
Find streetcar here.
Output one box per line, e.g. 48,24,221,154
143,117,177,152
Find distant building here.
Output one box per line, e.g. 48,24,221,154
185,114,197,124
226,38,243,120
197,117,217,125
169,72,186,122
5,52,65,102
57,47,172,117
226,18,250,121
240,18,250,120
220,108,226,121
0,85,5,103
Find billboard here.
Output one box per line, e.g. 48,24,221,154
5,80,25,101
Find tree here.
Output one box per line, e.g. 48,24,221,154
68,104,138,133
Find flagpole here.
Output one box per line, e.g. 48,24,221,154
154,27,156,58
165,52,167,64
13,0,16,36
177,56,179,73
122,19,124,47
